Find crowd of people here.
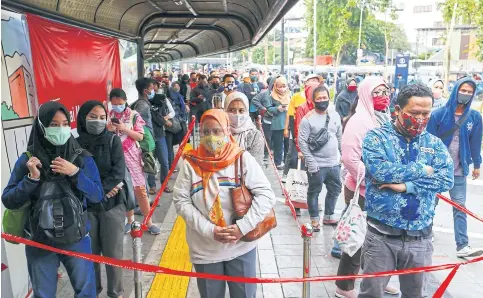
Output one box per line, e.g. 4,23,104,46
2,64,482,298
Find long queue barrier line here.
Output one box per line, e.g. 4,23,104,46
3,116,482,298
256,116,483,298
1,233,482,289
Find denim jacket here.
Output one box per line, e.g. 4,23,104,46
362,122,454,231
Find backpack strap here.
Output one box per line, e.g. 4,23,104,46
25,151,32,159
439,112,471,140
109,134,116,151
69,149,85,164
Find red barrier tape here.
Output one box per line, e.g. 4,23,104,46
256,117,301,230
141,116,196,230
437,193,483,223
2,233,481,285
433,264,460,298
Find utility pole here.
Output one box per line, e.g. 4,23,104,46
357,0,365,66
281,17,285,75
264,37,269,72
444,1,458,87
313,0,317,72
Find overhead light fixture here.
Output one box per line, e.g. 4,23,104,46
173,0,183,5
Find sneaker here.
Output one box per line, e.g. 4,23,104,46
335,287,358,298
124,223,132,234
164,187,173,193
384,285,400,295
295,208,301,217
322,215,338,226
276,163,284,170
148,187,156,195
456,246,483,258
148,224,161,235
282,174,287,183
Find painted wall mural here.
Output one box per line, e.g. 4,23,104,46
1,10,36,121
1,10,34,298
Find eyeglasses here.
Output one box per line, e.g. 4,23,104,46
372,89,389,97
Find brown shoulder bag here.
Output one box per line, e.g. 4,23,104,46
230,152,277,242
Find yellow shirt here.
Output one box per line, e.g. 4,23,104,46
287,92,307,117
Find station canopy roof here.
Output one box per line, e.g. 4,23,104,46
3,0,298,62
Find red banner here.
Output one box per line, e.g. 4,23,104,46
26,14,122,127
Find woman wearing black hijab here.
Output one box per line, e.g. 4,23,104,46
77,100,126,298
2,101,103,298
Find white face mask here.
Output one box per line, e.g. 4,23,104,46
228,113,250,128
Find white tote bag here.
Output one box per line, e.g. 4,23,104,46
333,165,367,257
285,159,308,205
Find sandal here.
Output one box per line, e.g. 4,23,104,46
148,187,156,195
311,221,321,232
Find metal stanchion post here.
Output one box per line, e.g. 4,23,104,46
194,123,200,148
301,223,313,298
131,221,143,298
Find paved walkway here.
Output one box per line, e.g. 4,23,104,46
58,160,483,298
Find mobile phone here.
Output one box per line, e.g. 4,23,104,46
111,117,120,124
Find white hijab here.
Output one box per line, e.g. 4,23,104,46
224,92,257,149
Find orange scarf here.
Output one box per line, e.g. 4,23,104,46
184,110,243,227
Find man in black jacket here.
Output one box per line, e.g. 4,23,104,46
148,81,172,194
239,68,265,121
190,75,211,122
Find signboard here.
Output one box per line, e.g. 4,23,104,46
27,14,122,128
395,54,410,89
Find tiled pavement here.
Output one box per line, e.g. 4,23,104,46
58,160,483,298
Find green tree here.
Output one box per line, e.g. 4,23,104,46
438,0,483,61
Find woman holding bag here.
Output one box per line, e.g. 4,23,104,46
77,100,127,298
334,77,399,298
173,109,276,298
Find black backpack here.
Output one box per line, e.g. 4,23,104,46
26,149,88,245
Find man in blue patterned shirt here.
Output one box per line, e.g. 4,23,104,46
359,84,454,298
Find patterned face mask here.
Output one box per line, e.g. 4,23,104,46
397,111,429,138
200,135,229,155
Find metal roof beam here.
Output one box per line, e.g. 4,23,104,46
138,13,254,37
180,0,198,16
166,47,183,59
144,40,199,55
143,23,233,46
147,0,165,12
252,0,297,45
2,0,137,41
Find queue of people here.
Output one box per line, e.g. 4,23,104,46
2,65,482,298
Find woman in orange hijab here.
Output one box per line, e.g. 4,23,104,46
173,109,276,298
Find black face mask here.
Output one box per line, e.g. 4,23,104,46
457,93,473,105
212,83,220,89
314,101,329,111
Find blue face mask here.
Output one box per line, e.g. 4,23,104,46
112,104,126,113
147,89,155,100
